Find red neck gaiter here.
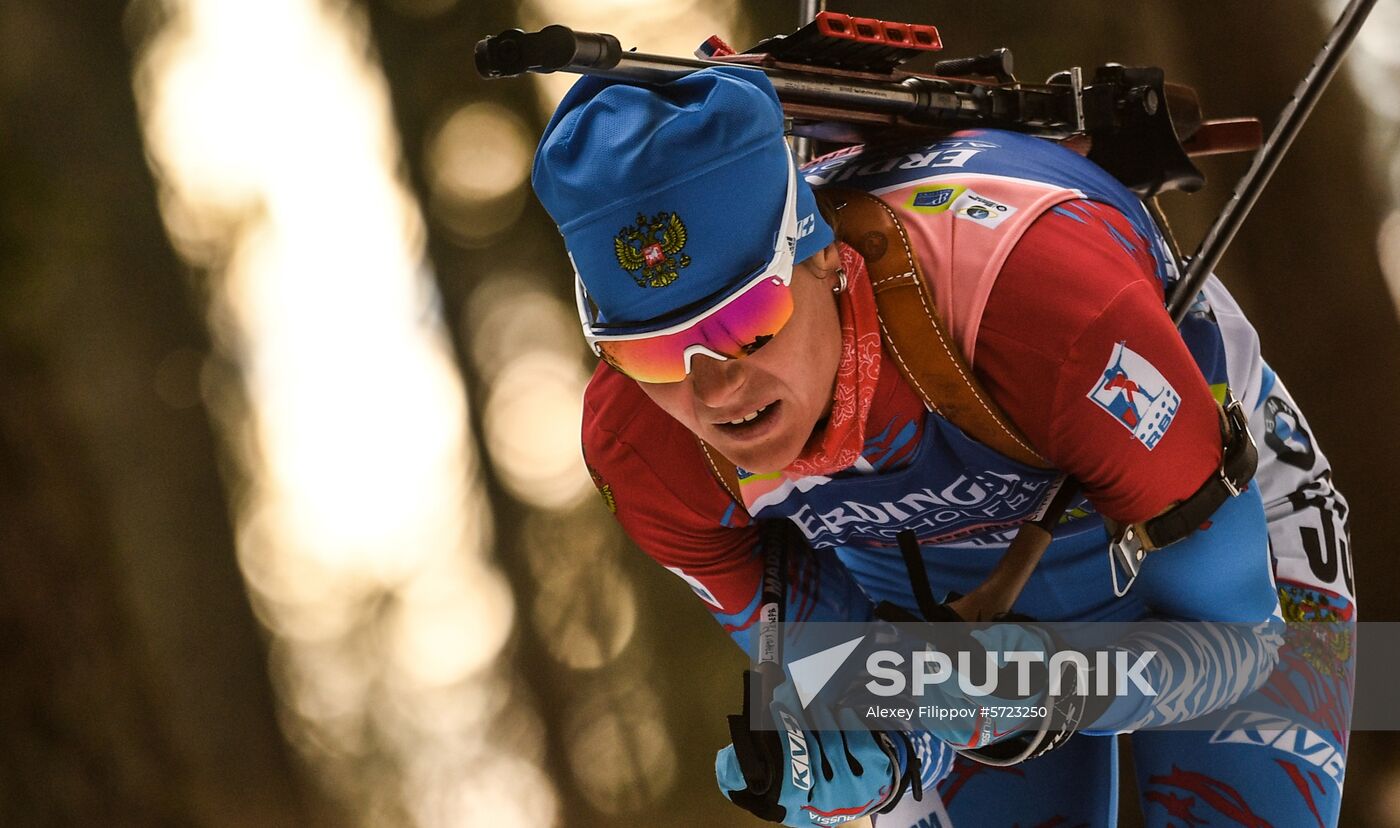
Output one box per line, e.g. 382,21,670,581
784,243,882,478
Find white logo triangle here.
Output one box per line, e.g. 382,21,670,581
789,635,865,708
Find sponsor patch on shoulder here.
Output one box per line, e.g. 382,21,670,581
952,188,1016,228
906,184,964,213
1087,342,1181,449
906,184,1017,227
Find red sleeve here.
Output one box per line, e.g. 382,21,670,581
581,362,763,620
974,200,1222,524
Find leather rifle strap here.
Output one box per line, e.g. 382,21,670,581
819,188,1051,470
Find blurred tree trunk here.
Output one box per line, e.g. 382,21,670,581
0,1,331,824
357,2,596,822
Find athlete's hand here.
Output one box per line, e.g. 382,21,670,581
716,678,916,827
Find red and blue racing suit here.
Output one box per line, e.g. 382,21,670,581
582,130,1354,827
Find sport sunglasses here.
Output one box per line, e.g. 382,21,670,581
575,157,800,385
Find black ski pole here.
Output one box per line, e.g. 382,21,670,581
1167,0,1379,321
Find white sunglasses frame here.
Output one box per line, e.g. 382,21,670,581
573,153,801,376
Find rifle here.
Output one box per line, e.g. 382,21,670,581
476,11,1264,197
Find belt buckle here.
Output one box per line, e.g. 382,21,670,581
1220,468,1242,498
1108,524,1148,597
1219,393,1253,497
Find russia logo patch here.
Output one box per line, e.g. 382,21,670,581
1087,343,1181,450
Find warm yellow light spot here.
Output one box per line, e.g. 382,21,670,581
273,638,372,742
467,279,580,384
424,102,534,246
1339,0,1400,69
566,688,677,813
485,351,592,509
1378,210,1400,311
524,510,637,669
236,513,372,646
429,102,533,204
390,563,515,688
408,754,559,828
432,187,528,248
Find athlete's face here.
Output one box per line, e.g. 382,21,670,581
635,244,844,473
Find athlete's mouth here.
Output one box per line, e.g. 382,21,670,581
715,401,780,433
725,403,771,425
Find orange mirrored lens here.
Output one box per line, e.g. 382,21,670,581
598,276,795,383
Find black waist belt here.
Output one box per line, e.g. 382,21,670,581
1109,393,1258,594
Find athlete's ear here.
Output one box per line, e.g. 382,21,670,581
798,242,842,279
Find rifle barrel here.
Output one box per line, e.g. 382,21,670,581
478,26,1027,129
594,52,941,115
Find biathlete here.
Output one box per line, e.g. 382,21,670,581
530,66,1355,827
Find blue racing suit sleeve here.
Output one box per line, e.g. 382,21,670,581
1086,484,1286,733
1131,478,1280,623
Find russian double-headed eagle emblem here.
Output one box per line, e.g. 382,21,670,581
614,211,691,288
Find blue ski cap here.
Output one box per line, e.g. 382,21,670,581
532,66,833,327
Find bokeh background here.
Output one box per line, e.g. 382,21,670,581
2,0,1398,825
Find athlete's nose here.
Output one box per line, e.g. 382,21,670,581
689,353,747,409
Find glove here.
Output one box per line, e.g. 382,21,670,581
880,605,1057,737
717,674,919,827
873,607,1104,764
